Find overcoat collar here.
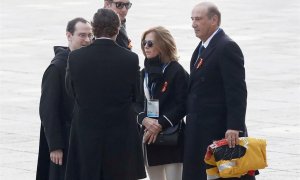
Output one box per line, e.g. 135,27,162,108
92,38,117,46
188,29,226,90
190,29,225,73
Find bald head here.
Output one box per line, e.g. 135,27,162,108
194,2,221,26
191,2,221,41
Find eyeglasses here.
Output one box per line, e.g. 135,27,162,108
78,33,94,40
142,40,154,48
111,1,132,9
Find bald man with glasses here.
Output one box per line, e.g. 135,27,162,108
104,0,133,50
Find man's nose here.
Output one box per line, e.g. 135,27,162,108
192,21,197,28
84,37,91,44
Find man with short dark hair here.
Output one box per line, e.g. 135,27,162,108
36,17,92,180
183,2,254,180
64,8,146,180
104,0,132,49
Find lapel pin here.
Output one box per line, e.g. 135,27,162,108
196,58,203,69
161,81,168,92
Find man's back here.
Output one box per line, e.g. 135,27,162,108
65,38,145,180
68,39,138,109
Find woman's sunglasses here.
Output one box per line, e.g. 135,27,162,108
112,2,132,10
142,40,154,48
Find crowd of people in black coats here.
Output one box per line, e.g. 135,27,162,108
36,1,253,180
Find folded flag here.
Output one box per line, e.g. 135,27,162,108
204,137,267,179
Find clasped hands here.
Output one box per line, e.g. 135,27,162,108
142,117,162,144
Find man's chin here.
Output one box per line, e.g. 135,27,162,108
195,34,202,39
119,15,126,21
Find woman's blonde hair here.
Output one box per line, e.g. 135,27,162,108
141,26,179,63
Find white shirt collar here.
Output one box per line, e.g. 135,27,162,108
202,27,220,48
95,37,113,40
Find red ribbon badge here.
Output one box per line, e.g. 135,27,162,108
161,81,168,92
128,39,133,49
196,58,203,69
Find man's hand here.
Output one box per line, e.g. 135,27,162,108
50,149,63,165
225,129,240,148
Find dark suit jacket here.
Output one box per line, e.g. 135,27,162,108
183,29,248,180
36,46,74,180
64,39,146,180
116,21,131,50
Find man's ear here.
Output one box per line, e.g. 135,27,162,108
66,32,72,41
211,15,218,26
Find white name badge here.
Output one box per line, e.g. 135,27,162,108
147,99,159,118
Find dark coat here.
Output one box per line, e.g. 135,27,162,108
65,39,146,180
116,20,131,50
136,59,189,166
183,29,248,180
36,46,74,180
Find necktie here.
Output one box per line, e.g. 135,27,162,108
198,45,205,58
194,45,205,68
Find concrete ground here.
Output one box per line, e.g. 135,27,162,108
0,0,299,179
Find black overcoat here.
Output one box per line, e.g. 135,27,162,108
136,60,189,166
65,39,146,180
183,29,248,180
116,21,131,50
36,46,74,180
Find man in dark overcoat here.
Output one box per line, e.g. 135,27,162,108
64,8,146,180
183,2,255,180
36,17,93,180
104,0,133,50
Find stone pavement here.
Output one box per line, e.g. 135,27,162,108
0,0,299,179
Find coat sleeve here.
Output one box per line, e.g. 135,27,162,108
39,65,64,152
219,41,247,131
130,57,147,126
134,70,147,126
65,56,76,99
132,58,141,103
158,68,189,129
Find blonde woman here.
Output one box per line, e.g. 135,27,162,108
136,26,189,180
